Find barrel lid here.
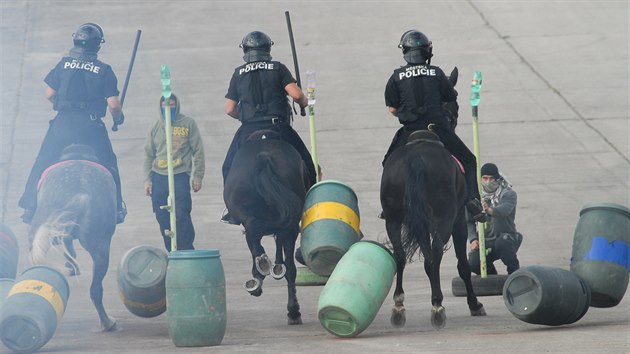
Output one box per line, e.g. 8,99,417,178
306,180,358,200
168,249,220,259
120,245,168,288
580,203,630,219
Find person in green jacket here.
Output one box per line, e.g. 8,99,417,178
143,94,205,251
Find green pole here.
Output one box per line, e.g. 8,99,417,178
306,70,320,181
160,65,177,251
470,70,487,278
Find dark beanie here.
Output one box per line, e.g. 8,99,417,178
480,163,501,179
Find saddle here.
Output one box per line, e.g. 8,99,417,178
406,130,444,147
406,130,465,174
246,129,282,142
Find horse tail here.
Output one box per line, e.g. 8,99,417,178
31,193,89,267
402,155,434,263
254,152,302,227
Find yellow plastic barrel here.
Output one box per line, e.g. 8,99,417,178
570,203,630,307
0,265,70,353
300,180,361,276
117,245,168,318
166,250,226,347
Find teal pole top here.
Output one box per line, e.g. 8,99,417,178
470,71,482,107
161,65,171,99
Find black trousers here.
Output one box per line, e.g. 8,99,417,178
468,232,523,275
19,112,123,211
383,124,481,200
222,121,316,185
151,172,195,252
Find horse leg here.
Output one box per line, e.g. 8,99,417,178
63,237,80,276
453,213,486,316
280,227,302,325
386,219,406,328
425,230,446,330
270,235,287,280
244,226,266,296
88,245,117,331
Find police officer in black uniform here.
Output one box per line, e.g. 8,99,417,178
383,30,486,222
221,31,316,224
19,23,127,224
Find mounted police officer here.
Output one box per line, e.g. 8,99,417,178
19,23,127,224
221,31,316,224
383,30,486,222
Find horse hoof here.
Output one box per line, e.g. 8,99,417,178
100,317,118,332
287,316,303,325
471,304,486,316
391,307,406,328
271,263,286,280
431,306,446,330
255,254,271,276
244,278,263,297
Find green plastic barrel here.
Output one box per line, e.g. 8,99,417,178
503,265,591,326
0,265,70,353
166,250,226,347
300,180,361,276
317,241,395,338
117,245,168,318
0,278,15,310
0,223,19,279
570,203,630,307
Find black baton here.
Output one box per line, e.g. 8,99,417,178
285,11,306,117
113,29,142,131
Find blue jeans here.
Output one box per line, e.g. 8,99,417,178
150,172,195,252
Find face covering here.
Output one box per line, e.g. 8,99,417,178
161,107,177,121
482,180,500,193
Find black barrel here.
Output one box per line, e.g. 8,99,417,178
117,245,168,318
503,265,591,326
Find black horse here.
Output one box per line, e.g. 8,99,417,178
29,144,117,331
380,130,486,330
223,130,309,325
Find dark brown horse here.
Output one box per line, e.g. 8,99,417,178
380,130,486,330
29,144,117,331
223,131,309,325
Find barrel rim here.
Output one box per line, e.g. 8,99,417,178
352,240,395,261
580,202,630,218
168,249,221,259
306,180,359,201
120,245,168,287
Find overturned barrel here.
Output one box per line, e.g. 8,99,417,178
503,265,590,326
166,250,226,347
300,180,361,276
570,203,630,307
0,223,19,279
0,265,70,353
317,241,396,337
118,245,168,318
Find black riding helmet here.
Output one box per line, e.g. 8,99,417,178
398,30,433,65
72,23,105,53
240,31,273,62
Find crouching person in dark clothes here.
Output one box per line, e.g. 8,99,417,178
468,163,523,275
144,94,205,252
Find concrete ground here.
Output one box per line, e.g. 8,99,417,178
1,0,628,353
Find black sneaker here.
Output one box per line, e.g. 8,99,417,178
466,199,488,223
21,209,35,224
117,202,127,224
221,212,240,225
